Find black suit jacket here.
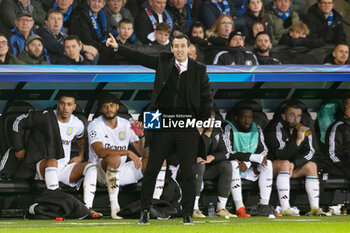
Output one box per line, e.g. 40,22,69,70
117,44,212,121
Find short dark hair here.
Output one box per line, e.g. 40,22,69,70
282,101,302,114
170,33,191,47
64,34,81,46
118,18,133,26
255,31,271,41
0,33,9,43
97,93,120,108
334,43,349,50
57,91,77,101
343,93,350,107
156,22,171,33
46,8,64,20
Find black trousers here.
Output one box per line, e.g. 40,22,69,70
141,129,199,217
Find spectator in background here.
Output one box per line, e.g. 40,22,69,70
71,0,112,52
0,33,23,64
148,22,171,47
246,21,265,45
134,0,173,44
0,0,46,30
253,31,281,64
51,0,78,34
36,9,67,63
213,31,258,65
243,0,271,47
54,35,94,65
278,22,325,48
104,0,134,36
205,15,234,64
188,43,198,60
304,0,347,45
18,34,49,64
188,21,207,63
324,43,349,65
167,0,194,35
41,0,80,12
199,0,244,31
10,12,35,57
265,0,300,45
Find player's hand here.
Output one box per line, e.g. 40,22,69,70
68,156,83,164
136,120,144,137
127,150,142,170
289,162,294,177
197,157,205,164
262,156,267,167
236,160,248,172
203,155,215,164
106,33,118,49
296,126,309,146
15,150,25,160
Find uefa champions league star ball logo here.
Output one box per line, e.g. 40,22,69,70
89,130,97,138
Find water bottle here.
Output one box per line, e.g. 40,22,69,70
292,123,312,136
208,202,215,217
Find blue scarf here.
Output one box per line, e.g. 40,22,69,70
10,27,34,57
89,8,108,43
185,5,193,27
186,0,192,9
237,0,247,15
53,2,72,23
272,4,290,21
327,10,334,26
211,0,230,15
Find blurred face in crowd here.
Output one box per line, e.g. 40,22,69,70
344,98,350,119
46,12,64,35
188,44,197,60
18,0,30,7
149,0,167,14
108,0,124,14
274,0,290,13
248,0,263,14
235,109,253,131
64,39,82,61
171,0,187,10
282,107,302,126
155,30,170,45
318,0,334,16
255,33,272,55
56,0,73,11
88,0,106,15
191,26,204,39
0,36,9,57
57,96,76,121
332,44,349,65
289,29,307,39
218,16,234,39
15,16,34,36
229,35,244,47
101,102,119,120
252,22,264,38
117,22,133,41
26,39,43,58
171,37,189,62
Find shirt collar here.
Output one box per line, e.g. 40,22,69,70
175,59,188,74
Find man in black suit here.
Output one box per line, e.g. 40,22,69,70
106,33,213,225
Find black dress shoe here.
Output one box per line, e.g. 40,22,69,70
183,216,193,225
138,209,150,225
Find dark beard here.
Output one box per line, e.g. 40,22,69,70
256,47,269,54
103,113,116,120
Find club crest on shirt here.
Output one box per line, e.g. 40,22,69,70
119,131,126,141
67,127,73,135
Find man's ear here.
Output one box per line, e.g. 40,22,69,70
281,113,286,121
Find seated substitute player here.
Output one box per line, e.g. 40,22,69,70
192,108,235,218
88,93,145,220
222,107,273,217
326,95,350,178
12,91,101,218
264,100,325,216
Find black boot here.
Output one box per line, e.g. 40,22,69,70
138,209,150,225
183,215,193,225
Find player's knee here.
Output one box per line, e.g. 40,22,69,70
106,154,121,168
84,162,97,176
305,161,317,173
275,160,290,171
46,159,58,168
